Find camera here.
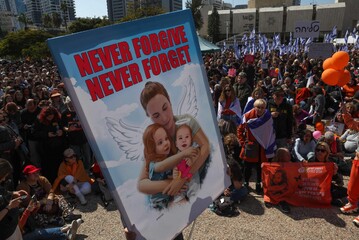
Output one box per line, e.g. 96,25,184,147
20,195,27,201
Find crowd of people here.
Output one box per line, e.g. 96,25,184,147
208,47,359,225
0,45,358,240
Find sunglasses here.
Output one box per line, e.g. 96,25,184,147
225,89,231,92
315,148,326,153
65,155,76,159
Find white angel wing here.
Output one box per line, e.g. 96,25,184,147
106,117,144,161
176,76,198,117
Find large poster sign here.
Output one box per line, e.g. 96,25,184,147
294,20,320,38
308,43,334,59
262,162,334,208
47,10,229,240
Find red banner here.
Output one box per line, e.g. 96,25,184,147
262,162,334,208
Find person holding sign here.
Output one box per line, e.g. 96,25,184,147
138,82,210,198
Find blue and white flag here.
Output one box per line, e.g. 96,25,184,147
222,41,227,54
344,29,349,45
351,27,357,38
233,38,241,60
304,37,312,53
329,26,337,42
243,110,277,158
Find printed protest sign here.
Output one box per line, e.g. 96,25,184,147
47,10,230,240
262,162,333,208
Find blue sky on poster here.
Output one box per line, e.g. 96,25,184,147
74,0,335,18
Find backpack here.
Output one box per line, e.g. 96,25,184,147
211,196,239,217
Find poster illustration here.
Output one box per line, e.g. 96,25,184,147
47,10,230,240
262,162,334,208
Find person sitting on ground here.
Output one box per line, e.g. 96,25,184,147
223,133,241,165
321,131,344,161
52,148,95,206
292,130,316,162
273,148,292,163
19,197,83,240
308,141,347,205
223,158,248,204
340,128,359,156
292,104,310,133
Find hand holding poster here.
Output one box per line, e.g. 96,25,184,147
262,162,334,208
47,10,230,240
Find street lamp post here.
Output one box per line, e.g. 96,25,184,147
226,20,229,40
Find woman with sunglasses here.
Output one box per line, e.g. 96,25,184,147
309,142,347,206
217,84,242,126
52,148,94,206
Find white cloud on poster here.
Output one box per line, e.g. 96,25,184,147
173,63,202,87
67,77,138,141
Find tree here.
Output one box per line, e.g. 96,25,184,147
22,42,51,60
208,7,220,43
0,30,53,59
42,14,52,28
68,17,111,33
52,12,63,28
18,13,29,30
185,0,203,31
119,5,165,23
61,2,68,30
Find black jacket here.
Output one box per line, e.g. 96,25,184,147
267,98,293,139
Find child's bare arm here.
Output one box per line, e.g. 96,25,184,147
154,147,199,173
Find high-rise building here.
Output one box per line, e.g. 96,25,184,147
107,0,182,22
248,0,300,8
23,0,75,27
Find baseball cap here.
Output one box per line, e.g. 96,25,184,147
63,148,76,158
23,165,41,175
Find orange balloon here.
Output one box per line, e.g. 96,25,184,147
337,69,351,87
323,58,334,70
332,51,349,70
275,68,279,74
321,68,340,86
315,122,324,132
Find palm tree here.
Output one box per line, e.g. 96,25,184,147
42,14,52,28
52,12,63,28
185,0,203,31
18,13,29,30
60,2,68,30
